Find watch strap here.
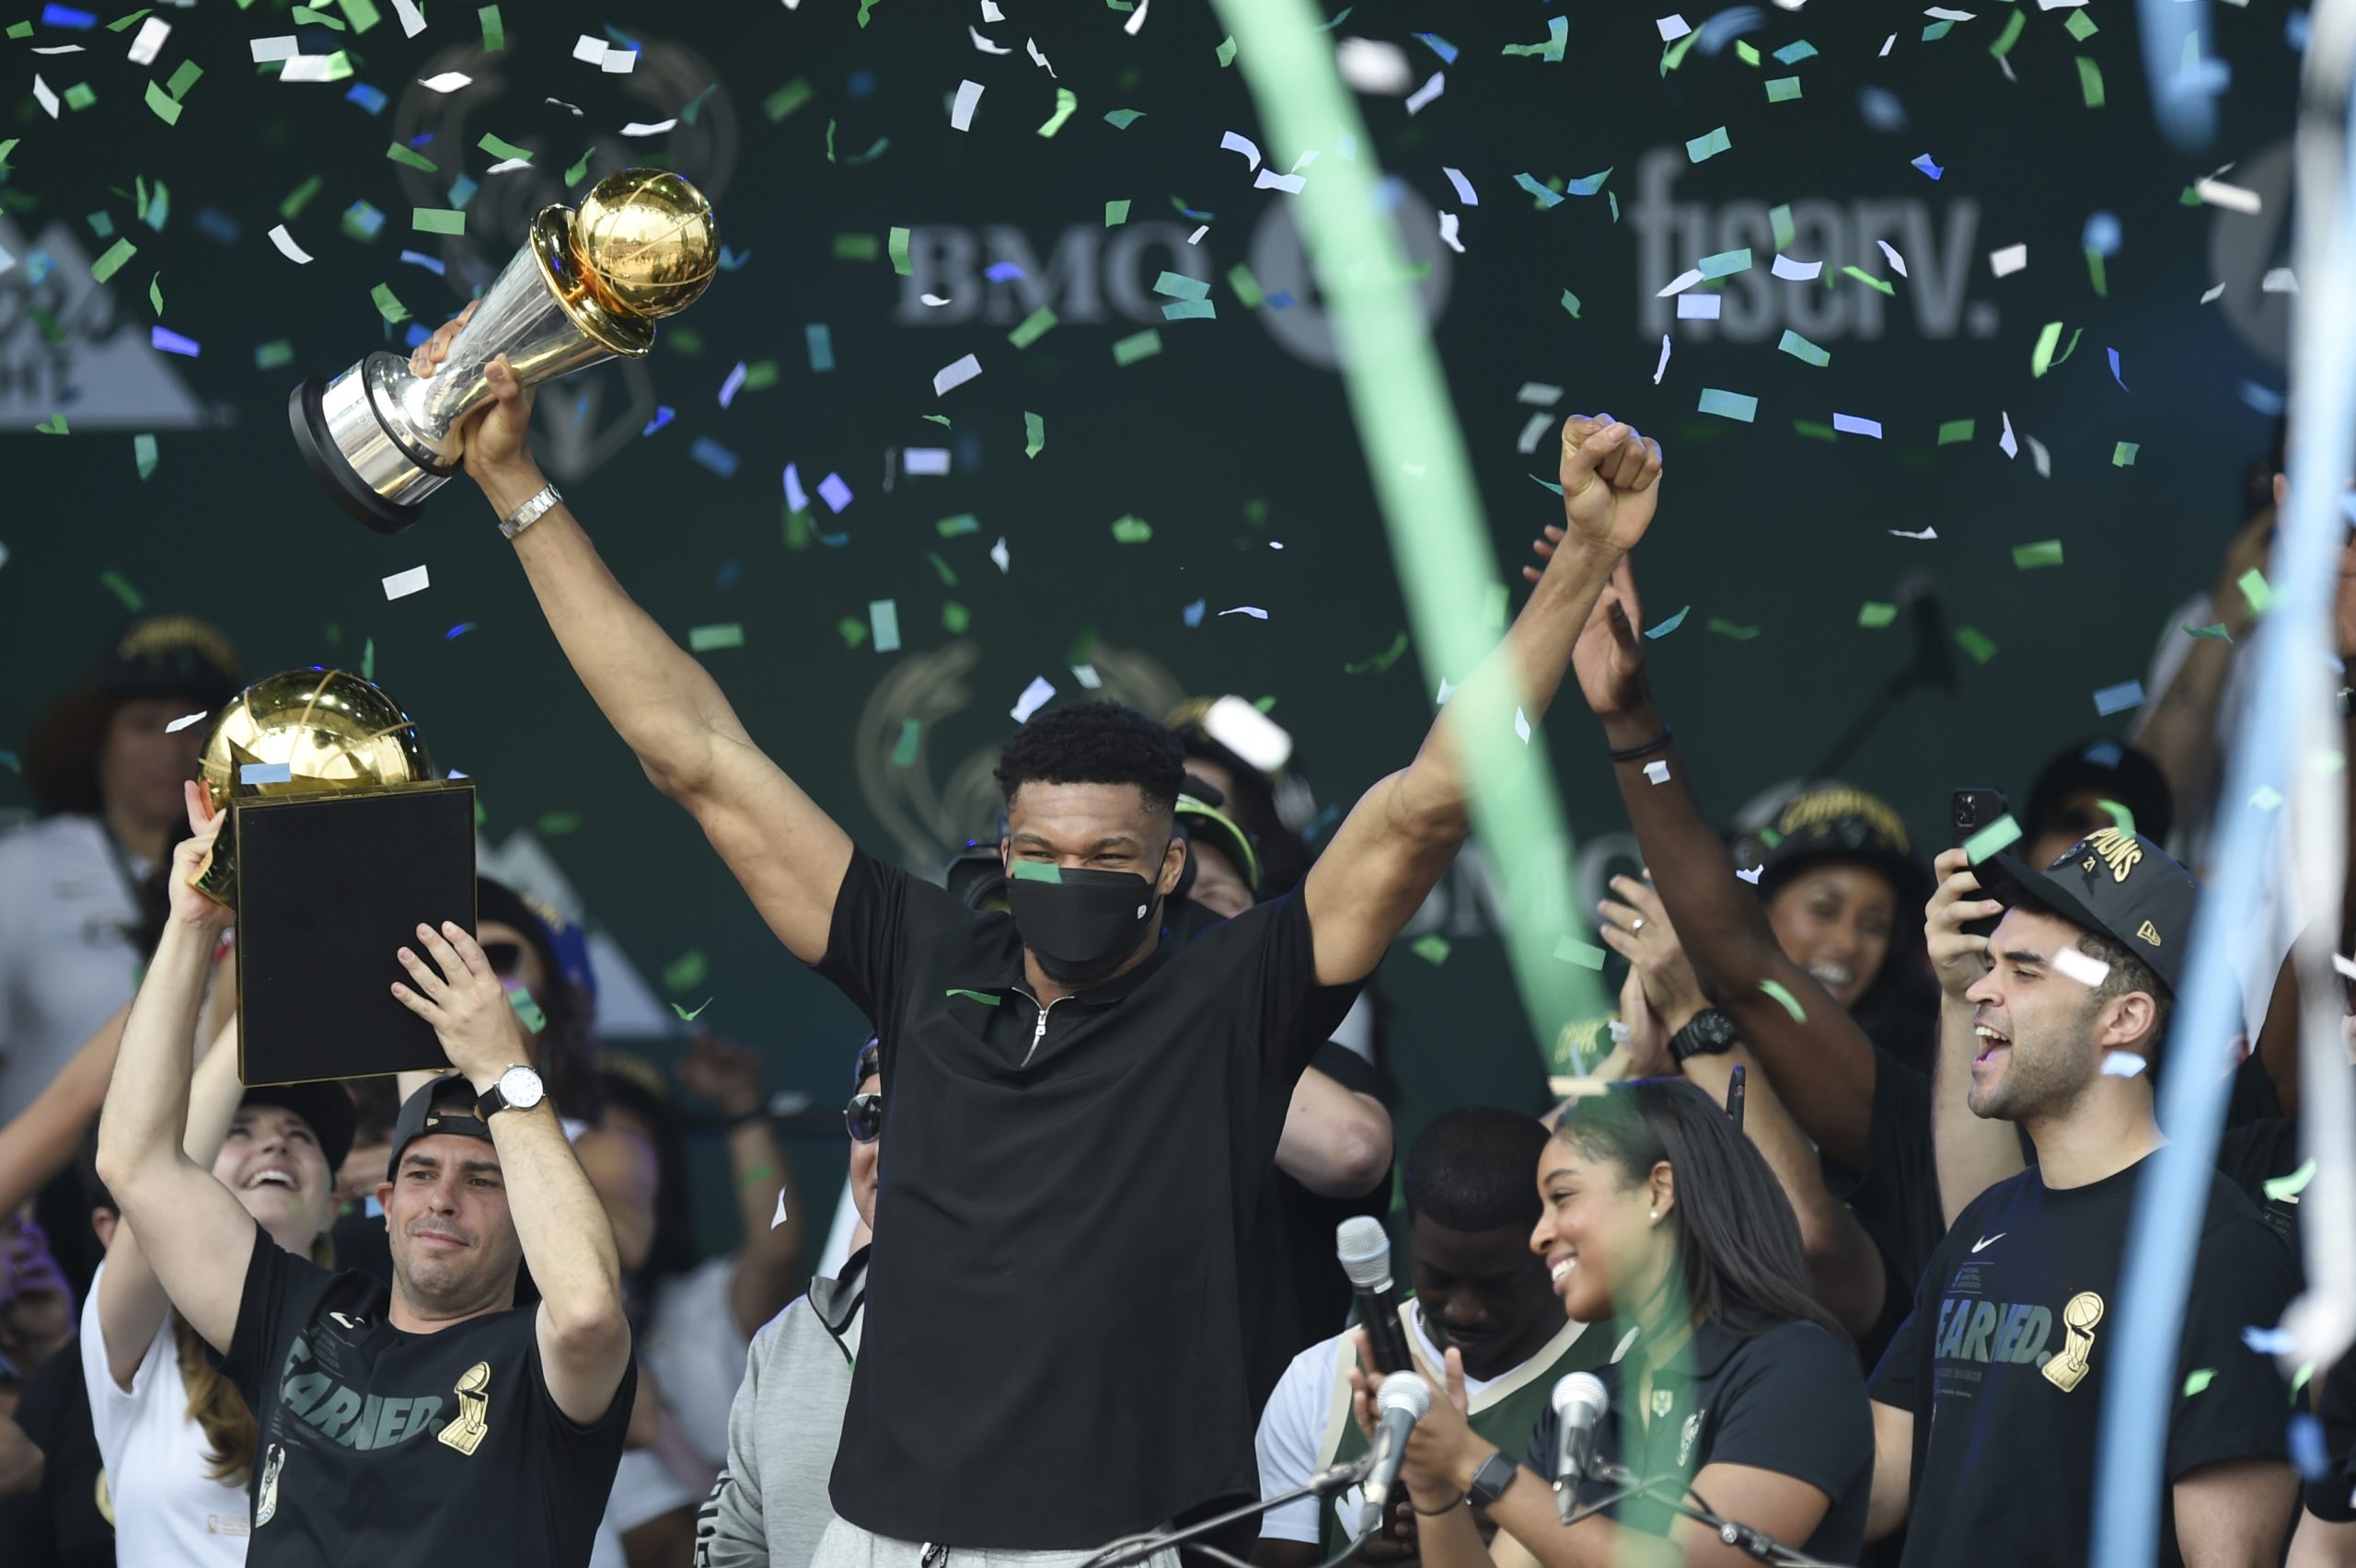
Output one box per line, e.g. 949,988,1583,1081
475,1064,539,1120
1669,1007,1739,1065
1465,1449,1520,1509
498,482,561,540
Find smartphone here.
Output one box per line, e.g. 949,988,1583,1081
1951,788,2009,939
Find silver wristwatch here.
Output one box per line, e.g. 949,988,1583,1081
498,482,562,540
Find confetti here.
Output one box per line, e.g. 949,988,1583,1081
1771,255,1823,281
90,237,136,282
1105,199,1132,226
905,449,950,477
1684,125,1732,162
1766,76,1803,102
932,352,983,397
1698,388,1757,422
818,473,854,511
382,564,431,599
1011,675,1057,723
371,282,410,323
2113,441,2140,467
1412,935,1451,965
1024,411,1045,458
1103,109,1144,128
1036,87,1077,136
411,207,465,235
165,709,208,734
1553,936,1608,969
1645,605,1691,640
1404,73,1445,114
871,601,901,653
671,999,712,1022
1501,16,1567,61
2092,680,2144,715
1759,980,1807,1021
1708,618,1761,640
1990,243,2028,278
688,623,745,651
2193,177,2262,214
1515,174,1565,209
1912,153,1945,179
662,951,710,993
150,326,198,357
2265,1160,2317,1202
2054,947,2114,988
1859,602,1899,628
420,70,471,92
806,324,835,372
1110,515,1154,545
950,78,984,131
2238,568,2274,616
267,225,314,264
1956,627,1999,663
2012,540,2063,569
1112,329,1162,366
241,762,294,786
690,438,739,478
1643,760,1671,785
1777,330,1831,367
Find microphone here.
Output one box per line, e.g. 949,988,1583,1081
1336,1216,1416,1375
1551,1372,1610,1524
1360,1371,1433,1530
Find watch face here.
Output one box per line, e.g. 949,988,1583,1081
498,1066,546,1110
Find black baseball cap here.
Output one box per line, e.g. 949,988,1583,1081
1732,782,1930,912
385,1077,495,1182
240,1081,358,1176
96,615,241,707
1978,828,2200,997
2025,739,2175,848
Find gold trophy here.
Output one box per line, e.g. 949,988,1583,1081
290,167,719,534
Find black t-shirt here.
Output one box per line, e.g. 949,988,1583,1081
2310,1351,2356,1524
1820,1048,1943,1365
1525,1319,1873,1562
0,1336,113,1567
1869,1159,2296,1568
214,1220,635,1567
816,848,1360,1548
1241,1040,1392,1415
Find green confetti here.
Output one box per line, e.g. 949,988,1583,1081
1684,125,1732,163
1345,631,1409,674
1963,814,2024,864
2112,442,2140,467
888,225,911,275
935,513,980,537
661,950,709,992
1104,109,1145,129
1110,515,1153,544
1956,626,2000,663
2238,568,2274,616
1770,203,1795,251
763,78,813,121
1553,935,1607,970
1842,265,1896,296
1112,329,1162,366
2031,321,2064,376
361,638,375,682
387,141,438,172
477,133,533,164
1735,40,1760,65
688,623,745,651
1776,329,1831,367
1697,387,1757,422
1991,9,2026,55
837,617,868,649
1105,198,1132,226
1792,421,1839,442
1707,618,1761,640
144,79,181,124
942,602,970,634
288,5,345,28
165,59,201,99
1037,87,1078,137
857,0,880,26
2095,799,2135,835
2076,56,2105,109
2183,621,2235,642
1660,31,1700,72
2064,8,2099,40
945,987,1001,1006
536,812,583,836
106,10,153,31
834,233,880,261
1215,35,1237,66
743,361,780,391
133,432,156,478
1559,289,1581,318
1504,15,1568,61
922,415,950,429
1024,410,1045,458
90,238,136,283
826,119,837,163
926,549,957,584
1759,979,1807,1022
255,340,294,369
34,409,67,433
281,176,324,221
1011,860,1063,883
1227,263,1265,308
1008,306,1057,349
147,272,162,315
891,718,923,767
478,5,504,51
63,83,96,111
507,986,548,1034
2264,1159,2317,1202
1411,934,1451,965
411,207,466,236
1937,419,1977,445
99,570,143,610
2013,540,2065,569
370,282,410,323
1858,601,1898,628
2183,1368,2214,1398
565,145,595,188
1765,75,1803,102
671,998,712,1022
2085,248,2108,298
0,139,15,169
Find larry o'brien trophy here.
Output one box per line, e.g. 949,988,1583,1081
194,667,476,1086
290,167,719,534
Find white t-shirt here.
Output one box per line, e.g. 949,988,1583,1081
0,815,146,1125
79,1262,251,1566
638,1255,751,1465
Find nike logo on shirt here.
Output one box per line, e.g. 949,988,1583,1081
1971,1233,2005,1253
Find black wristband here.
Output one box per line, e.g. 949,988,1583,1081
1411,1497,1463,1517
1669,1007,1741,1064
1607,725,1672,763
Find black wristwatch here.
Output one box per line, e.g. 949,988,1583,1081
1465,1449,1520,1509
475,1063,547,1120
1669,1008,1740,1065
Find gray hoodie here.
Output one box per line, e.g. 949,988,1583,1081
695,1249,869,1568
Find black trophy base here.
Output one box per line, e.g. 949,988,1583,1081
291,376,428,536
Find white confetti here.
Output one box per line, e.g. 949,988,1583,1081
126,16,169,64
1218,130,1263,171
2100,1050,2147,1078
165,710,210,734
1657,269,1704,297
571,33,607,63
1435,678,1457,706
31,43,82,53
782,463,809,513
1657,14,1692,40
621,119,677,136
546,97,586,115
0,244,14,278
1186,225,1208,245
950,78,984,132
932,352,983,397
905,447,952,476
1254,170,1307,194
603,49,638,74
1877,239,1910,278
2263,267,2299,294
268,225,315,264
1438,212,1464,254
2200,282,2226,303
1124,0,1151,34
392,0,427,36
1518,383,1564,405
1011,675,1056,724
920,293,953,306
1026,37,1055,75
281,55,342,81
1072,663,1103,689
1879,32,1895,54
1644,760,1672,785
1925,6,1976,17
990,536,1011,573
2193,177,2262,214
2092,680,2145,716
1516,412,1551,454
33,75,57,118
1736,865,1763,884
2027,434,2051,478
1442,167,1478,205
1404,72,1446,115
419,71,473,93
382,565,432,600
969,25,1011,52
1999,409,2018,458
1990,242,2027,277
2054,946,2113,987
1834,413,1884,439
1218,605,1270,619
1652,333,1671,386
770,1186,791,1228
1771,254,1823,281
2333,953,2356,982
1676,293,1722,320
981,0,1004,18
486,157,532,175
1514,709,1532,744
1889,525,1938,539
1336,37,1414,93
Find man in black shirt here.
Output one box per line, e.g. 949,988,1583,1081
410,306,1667,1559
95,791,636,1567
1867,828,2300,1568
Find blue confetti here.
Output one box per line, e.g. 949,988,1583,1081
23,252,51,284
2082,210,2122,257
2240,381,2287,416
2242,1323,2296,1356
1646,605,1692,640
403,324,431,348
193,208,241,245
1565,169,1613,196
1513,172,1565,208
816,529,850,547
398,248,447,275
150,326,200,358
642,406,674,436
0,752,17,774
1858,86,1905,131
407,133,434,147
717,246,752,271
1182,598,1207,628
806,323,835,373
2291,1414,2330,1480
1529,474,1565,496
1773,40,1818,63
2108,347,2129,391
782,464,808,512
690,436,739,478
1413,31,1457,63
445,622,476,640
40,5,96,27
1303,801,1343,843
2083,740,2125,767
984,260,1025,282
342,202,386,240
1265,291,1296,310
848,68,877,99
345,83,388,115
1693,6,1765,53
602,24,642,51
716,559,740,589
817,472,853,513
448,174,479,211
1911,153,1944,179
2288,8,2311,51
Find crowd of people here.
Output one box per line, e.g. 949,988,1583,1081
0,322,2348,1568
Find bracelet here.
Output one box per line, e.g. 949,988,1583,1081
736,1162,781,1193
1607,725,1672,762
1412,1497,1464,1516
497,481,562,540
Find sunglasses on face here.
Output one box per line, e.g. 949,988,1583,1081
480,940,524,978
845,1092,883,1144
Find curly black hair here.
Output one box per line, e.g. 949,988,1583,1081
993,701,1187,816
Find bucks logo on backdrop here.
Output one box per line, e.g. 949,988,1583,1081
0,213,216,432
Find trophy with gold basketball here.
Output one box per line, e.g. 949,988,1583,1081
194,668,477,1084
290,167,719,534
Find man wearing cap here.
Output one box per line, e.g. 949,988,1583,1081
2016,737,2177,873
96,784,636,1567
1865,827,2300,1568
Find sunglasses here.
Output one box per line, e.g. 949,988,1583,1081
480,940,524,978
845,1092,883,1144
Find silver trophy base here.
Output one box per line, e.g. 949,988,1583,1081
291,353,459,536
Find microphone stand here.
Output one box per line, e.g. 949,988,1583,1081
1080,1454,1379,1568
1568,1462,1852,1568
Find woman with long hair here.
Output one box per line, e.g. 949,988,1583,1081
1348,1079,1872,1568
79,1011,350,1564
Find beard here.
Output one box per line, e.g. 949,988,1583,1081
1969,1026,2096,1124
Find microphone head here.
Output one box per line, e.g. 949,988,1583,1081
1336,1216,1393,1290
1377,1371,1433,1419
1552,1370,1609,1423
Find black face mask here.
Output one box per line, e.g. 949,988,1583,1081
1004,861,1162,986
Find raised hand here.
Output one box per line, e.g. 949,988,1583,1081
1558,412,1664,553
410,300,537,480
391,920,530,1085
1568,557,1652,720
1926,847,2003,1000
174,780,237,935
676,1033,766,1121
1598,875,1707,1041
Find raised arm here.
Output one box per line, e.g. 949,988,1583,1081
393,919,630,1425
1275,1067,1392,1199
1305,415,1664,987
90,786,262,1355
415,308,852,966
1567,559,1877,1169
2131,513,2270,825
676,1034,807,1337
1923,849,2026,1227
